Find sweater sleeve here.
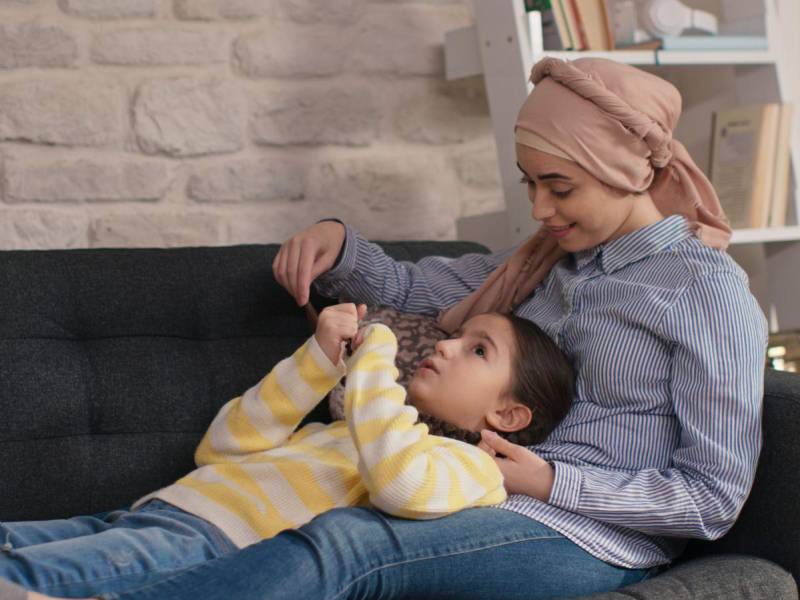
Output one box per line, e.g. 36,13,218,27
313,219,516,316
343,323,507,519
195,335,346,466
547,271,767,540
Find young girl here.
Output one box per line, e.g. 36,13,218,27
0,302,573,600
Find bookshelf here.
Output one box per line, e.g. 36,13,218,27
445,0,800,332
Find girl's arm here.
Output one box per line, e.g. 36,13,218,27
343,323,507,519
195,335,346,465
543,271,767,540
313,219,516,315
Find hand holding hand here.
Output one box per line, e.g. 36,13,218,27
478,430,555,502
272,221,346,307
315,303,367,366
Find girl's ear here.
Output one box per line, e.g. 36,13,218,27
485,401,532,433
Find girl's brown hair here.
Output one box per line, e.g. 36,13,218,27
500,314,574,446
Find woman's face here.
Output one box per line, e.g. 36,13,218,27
516,144,649,252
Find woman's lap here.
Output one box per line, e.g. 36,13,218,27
108,507,656,600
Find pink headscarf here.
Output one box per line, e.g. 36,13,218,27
437,57,731,333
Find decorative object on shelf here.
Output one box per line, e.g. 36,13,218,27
637,0,718,37
607,0,720,48
709,102,793,229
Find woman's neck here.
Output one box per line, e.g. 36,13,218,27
607,191,664,243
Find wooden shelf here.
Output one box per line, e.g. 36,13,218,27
444,27,777,81
730,226,800,245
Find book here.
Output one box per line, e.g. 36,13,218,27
709,103,781,229
527,10,545,56
659,35,768,51
572,0,615,50
562,0,586,49
769,103,794,227
567,0,589,50
541,9,565,50
550,0,576,50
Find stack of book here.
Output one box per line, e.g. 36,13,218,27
526,0,615,51
709,102,794,229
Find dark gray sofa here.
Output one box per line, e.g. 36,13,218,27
1,241,797,600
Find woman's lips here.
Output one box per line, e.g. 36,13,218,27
547,224,575,238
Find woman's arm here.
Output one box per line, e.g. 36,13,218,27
343,324,507,518
313,219,516,315
541,271,767,539
195,335,346,465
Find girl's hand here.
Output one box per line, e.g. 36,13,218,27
315,303,367,366
272,221,346,307
478,430,555,502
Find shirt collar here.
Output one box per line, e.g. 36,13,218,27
573,215,692,274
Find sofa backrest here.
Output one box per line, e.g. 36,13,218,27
0,241,484,521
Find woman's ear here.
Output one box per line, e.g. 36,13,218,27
485,401,532,433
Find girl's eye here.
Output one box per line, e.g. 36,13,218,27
552,189,572,199
473,345,486,358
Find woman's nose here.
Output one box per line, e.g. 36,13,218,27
531,191,555,221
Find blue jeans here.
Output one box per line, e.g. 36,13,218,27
0,500,237,598
106,507,660,600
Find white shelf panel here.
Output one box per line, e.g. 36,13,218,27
539,50,777,66
656,50,777,65
730,226,800,244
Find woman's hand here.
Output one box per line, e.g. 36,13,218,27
478,430,555,502
315,303,367,366
272,221,346,307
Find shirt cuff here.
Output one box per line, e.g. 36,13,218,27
314,218,359,284
547,461,583,513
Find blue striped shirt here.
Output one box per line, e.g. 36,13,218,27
314,215,768,569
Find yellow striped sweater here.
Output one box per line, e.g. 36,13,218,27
134,323,507,548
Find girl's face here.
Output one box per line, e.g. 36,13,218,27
407,313,524,432
516,144,658,252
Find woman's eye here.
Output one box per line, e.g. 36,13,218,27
552,189,572,199
473,345,486,358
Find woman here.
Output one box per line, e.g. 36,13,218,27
27,56,766,600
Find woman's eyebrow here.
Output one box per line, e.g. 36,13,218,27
516,162,572,182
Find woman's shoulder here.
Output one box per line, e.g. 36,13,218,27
665,235,749,286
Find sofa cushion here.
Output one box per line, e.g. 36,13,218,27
575,555,797,600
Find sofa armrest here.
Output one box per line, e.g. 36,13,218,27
681,369,800,583
573,555,797,600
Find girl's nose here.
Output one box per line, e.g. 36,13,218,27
434,338,456,358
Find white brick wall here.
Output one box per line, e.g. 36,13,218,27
0,0,503,249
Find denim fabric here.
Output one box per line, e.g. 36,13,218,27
0,500,236,598
106,507,657,600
